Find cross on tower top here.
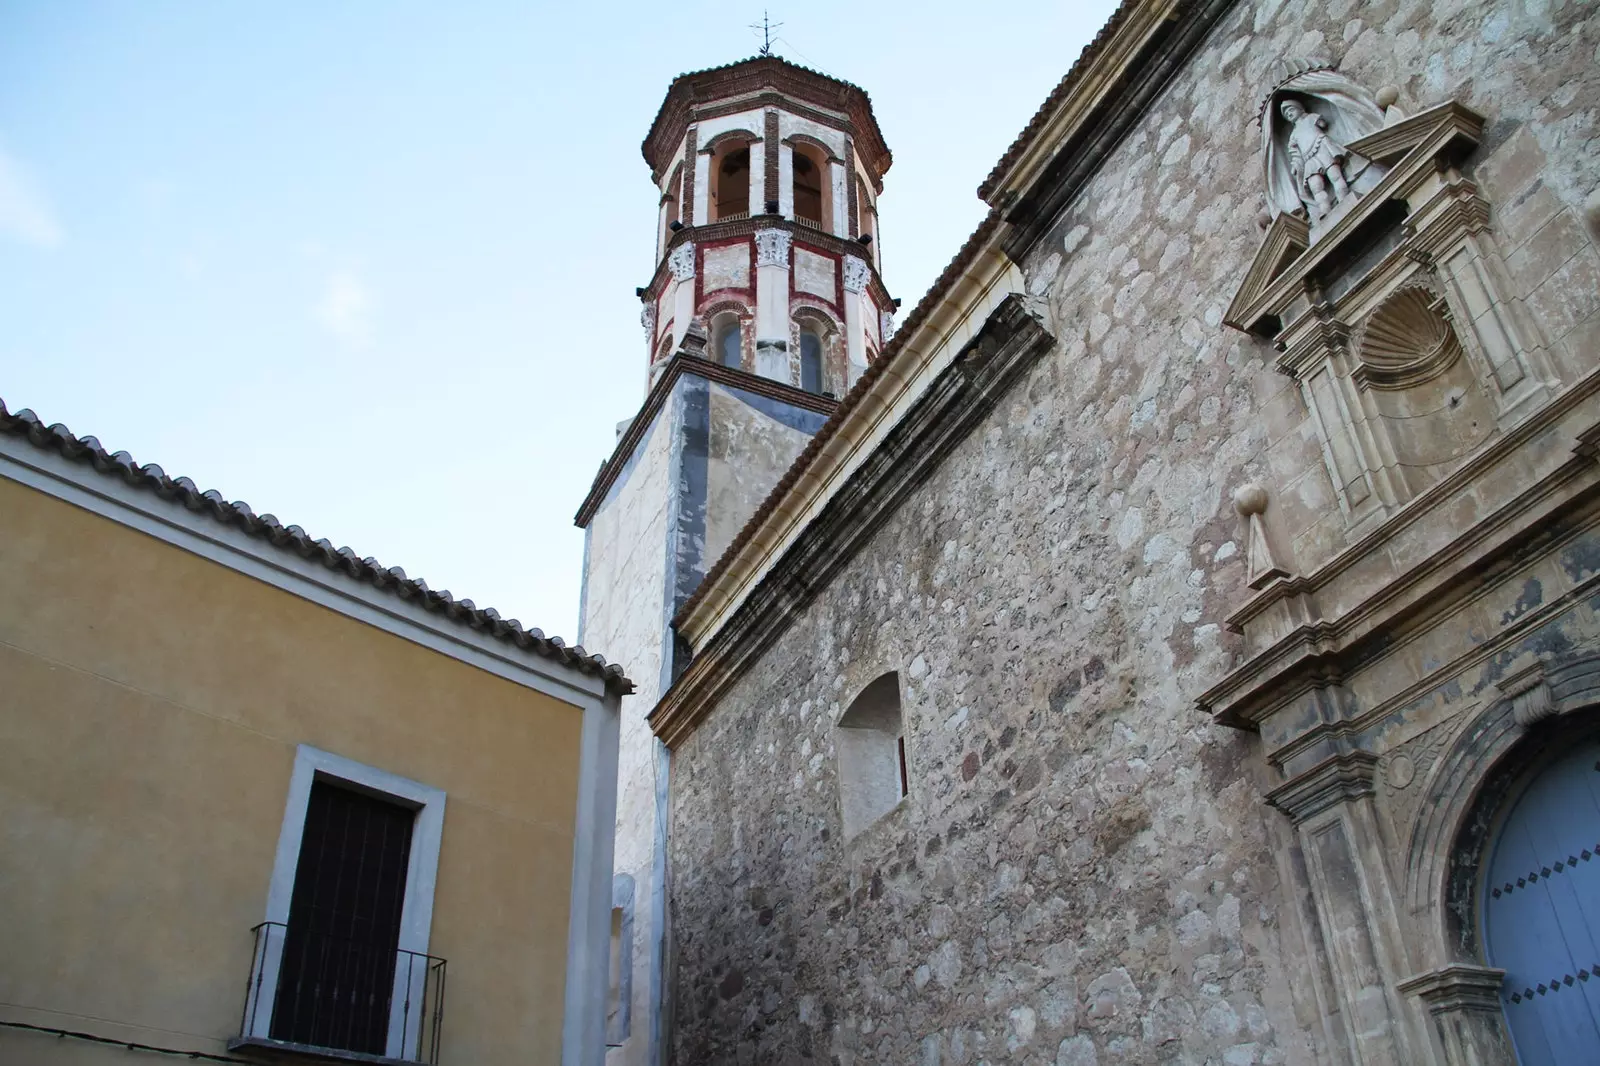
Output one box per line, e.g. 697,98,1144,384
749,10,782,57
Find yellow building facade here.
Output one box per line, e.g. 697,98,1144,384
0,402,628,1066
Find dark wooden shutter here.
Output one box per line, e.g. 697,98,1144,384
271,780,415,1054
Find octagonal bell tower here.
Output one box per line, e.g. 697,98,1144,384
576,56,895,1066
640,56,896,395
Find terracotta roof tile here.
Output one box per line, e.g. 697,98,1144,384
0,397,632,695
976,0,1138,204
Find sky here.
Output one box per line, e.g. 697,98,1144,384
0,0,1121,646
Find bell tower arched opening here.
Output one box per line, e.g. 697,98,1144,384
710,140,751,222
792,144,830,231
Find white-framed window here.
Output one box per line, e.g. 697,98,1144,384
242,745,447,1060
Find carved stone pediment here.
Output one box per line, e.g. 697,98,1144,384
1226,101,1487,338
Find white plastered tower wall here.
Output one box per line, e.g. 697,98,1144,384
577,55,896,1066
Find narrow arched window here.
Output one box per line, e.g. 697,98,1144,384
856,182,873,241
836,672,907,840
800,329,823,393
712,144,750,221
793,145,828,229
712,313,741,368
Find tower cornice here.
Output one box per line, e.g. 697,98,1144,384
643,56,891,185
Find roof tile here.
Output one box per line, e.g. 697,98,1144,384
0,396,632,695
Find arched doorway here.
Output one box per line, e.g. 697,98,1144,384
1482,732,1600,1062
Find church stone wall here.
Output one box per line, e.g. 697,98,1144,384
666,1,1600,1064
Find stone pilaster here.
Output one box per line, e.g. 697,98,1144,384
1268,751,1431,1066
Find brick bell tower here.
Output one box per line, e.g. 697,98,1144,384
642,55,896,393
573,56,894,1066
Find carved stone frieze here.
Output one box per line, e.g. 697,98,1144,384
641,303,657,338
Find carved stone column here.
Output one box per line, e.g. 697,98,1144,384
668,243,696,353
753,229,793,380
1396,965,1515,1065
1268,751,1432,1066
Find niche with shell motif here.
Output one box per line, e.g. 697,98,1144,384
1351,283,1495,497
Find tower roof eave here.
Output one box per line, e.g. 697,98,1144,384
642,55,892,183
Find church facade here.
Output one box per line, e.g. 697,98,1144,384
583,1,1600,1063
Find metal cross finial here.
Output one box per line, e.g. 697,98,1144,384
749,10,783,57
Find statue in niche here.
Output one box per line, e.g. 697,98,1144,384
1260,60,1387,225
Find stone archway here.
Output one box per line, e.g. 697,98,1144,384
1397,653,1600,1062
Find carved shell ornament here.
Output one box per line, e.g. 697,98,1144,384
1355,286,1463,390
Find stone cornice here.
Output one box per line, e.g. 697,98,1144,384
996,0,1236,261
1265,749,1379,823
1396,965,1506,1015
573,352,838,529
650,296,1054,748
1199,369,1600,730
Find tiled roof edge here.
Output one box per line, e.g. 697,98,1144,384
977,0,1139,203
0,397,633,696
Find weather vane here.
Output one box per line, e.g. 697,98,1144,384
750,10,782,57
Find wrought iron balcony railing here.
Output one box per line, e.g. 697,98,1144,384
234,921,446,1064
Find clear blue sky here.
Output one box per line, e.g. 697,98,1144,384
0,1,1119,648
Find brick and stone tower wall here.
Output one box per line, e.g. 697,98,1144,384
575,55,895,1066
639,57,896,397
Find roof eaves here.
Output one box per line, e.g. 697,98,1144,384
0,397,633,696
977,0,1142,204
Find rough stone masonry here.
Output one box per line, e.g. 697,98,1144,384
662,1,1600,1063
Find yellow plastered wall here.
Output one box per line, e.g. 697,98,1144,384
0,476,583,1065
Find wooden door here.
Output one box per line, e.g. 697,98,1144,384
1483,736,1600,1062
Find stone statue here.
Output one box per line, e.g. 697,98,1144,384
1259,60,1387,224
1279,98,1367,217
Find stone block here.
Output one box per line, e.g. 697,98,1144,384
1524,240,1600,342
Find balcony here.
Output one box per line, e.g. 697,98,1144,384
231,922,446,1065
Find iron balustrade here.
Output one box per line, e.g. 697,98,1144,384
238,921,446,1064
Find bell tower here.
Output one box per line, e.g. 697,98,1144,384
574,56,894,1066
640,56,895,395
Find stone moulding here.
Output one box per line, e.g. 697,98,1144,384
648,296,1055,748
992,0,1238,261
1265,749,1380,823
1196,366,1600,732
